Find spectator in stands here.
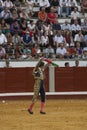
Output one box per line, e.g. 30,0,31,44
27,20,36,35
22,31,32,48
70,7,81,25
26,0,34,16
47,6,57,24
0,44,6,59
56,43,69,59
32,44,41,59
12,32,22,46
0,7,12,24
19,8,29,20
39,0,50,13
70,0,77,12
64,30,73,47
5,44,14,59
15,44,24,59
10,20,20,35
6,32,13,45
13,0,21,9
53,30,66,48
75,41,83,59
38,7,47,22
82,47,87,60
64,62,70,67
3,0,13,10
20,18,28,36
0,29,7,46
0,18,10,34
43,22,51,35
11,9,19,21
81,18,87,35
60,0,70,17
40,31,49,48
50,0,60,16
61,20,71,31
74,31,85,48
0,0,4,13
71,19,81,38
52,19,61,32
81,0,87,16
43,44,55,58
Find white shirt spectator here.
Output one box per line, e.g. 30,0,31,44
71,24,81,31
3,0,13,9
54,35,64,44
70,8,80,20
74,33,84,42
61,21,71,30
56,46,67,55
0,33,7,45
0,0,4,7
39,0,50,8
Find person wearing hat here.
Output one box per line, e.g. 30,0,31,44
28,58,49,114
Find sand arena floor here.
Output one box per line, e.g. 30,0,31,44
0,99,87,130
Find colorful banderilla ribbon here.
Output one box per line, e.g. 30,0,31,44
43,58,59,67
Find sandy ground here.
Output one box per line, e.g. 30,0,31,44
0,99,87,130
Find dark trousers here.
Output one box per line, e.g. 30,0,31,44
39,80,45,102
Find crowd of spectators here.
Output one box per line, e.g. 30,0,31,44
0,0,87,61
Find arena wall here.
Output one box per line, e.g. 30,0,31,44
0,67,87,100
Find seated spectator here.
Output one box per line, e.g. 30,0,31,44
74,31,85,48
56,43,69,59
3,0,13,10
0,0,4,13
64,62,70,67
39,0,50,13
0,7,12,24
40,31,49,48
53,30,66,48
64,30,73,47
43,22,51,35
52,19,61,32
81,18,87,35
19,8,29,20
71,19,81,38
82,47,87,60
12,32,22,47
70,0,77,12
5,44,14,59
25,0,34,16
0,44,6,59
0,29,7,47
31,44,41,59
10,20,20,35
60,0,71,17
11,9,19,21
27,20,36,35
15,44,24,59
43,44,55,58
0,18,10,34
20,18,28,36
50,0,60,16
75,41,82,59
47,7,57,24
13,0,21,10
38,7,47,22
61,20,71,31
70,7,81,25
22,31,32,48
6,32,13,45
81,0,87,15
